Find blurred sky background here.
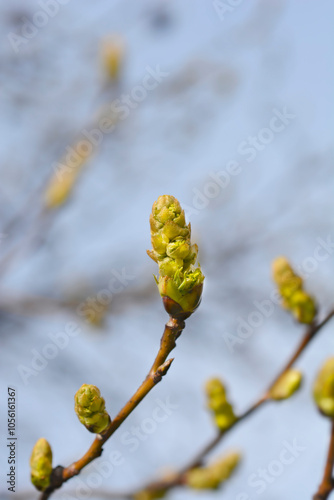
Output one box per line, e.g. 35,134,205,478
0,1,333,499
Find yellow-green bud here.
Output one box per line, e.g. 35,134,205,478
289,290,317,324
74,384,110,433
134,490,166,500
205,378,237,431
185,451,241,490
313,358,334,418
44,142,90,209
272,256,316,324
30,438,52,491
269,369,302,401
206,378,227,398
147,195,204,319
101,36,124,81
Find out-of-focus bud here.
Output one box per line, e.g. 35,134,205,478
272,256,317,324
288,290,317,324
205,378,237,431
313,358,334,418
101,36,125,81
83,302,109,328
269,369,302,401
185,451,241,490
74,384,110,434
147,195,204,319
30,438,53,491
134,470,177,500
134,490,166,500
158,274,203,320
44,142,91,209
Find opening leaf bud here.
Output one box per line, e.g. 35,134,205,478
147,195,204,319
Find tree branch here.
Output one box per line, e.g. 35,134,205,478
130,308,334,495
313,420,334,500
39,316,186,499
37,309,334,499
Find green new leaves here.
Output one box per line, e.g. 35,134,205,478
147,195,204,318
74,384,110,434
30,438,52,491
272,256,317,324
313,358,334,418
205,378,237,431
185,451,241,490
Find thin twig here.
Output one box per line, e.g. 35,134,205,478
39,316,186,499
181,310,334,473
130,309,334,495
36,309,334,499
313,420,334,500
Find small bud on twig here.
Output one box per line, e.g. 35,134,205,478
74,384,110,434
205,378,237,431
30,438,53,491
185,451,241,490
269,369,302,401
272,256,317,324
147,195,204,319
313,358,334,418
153,358,174,383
